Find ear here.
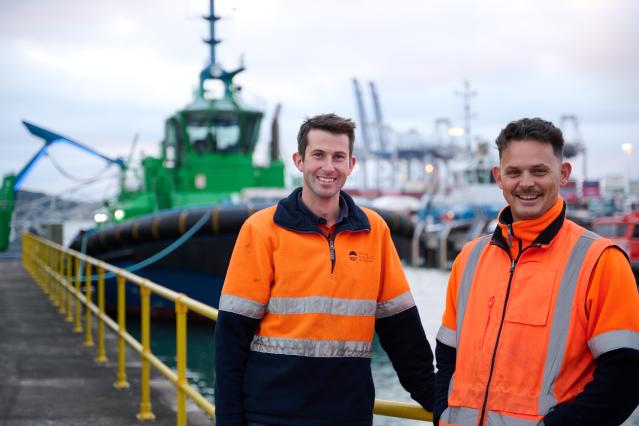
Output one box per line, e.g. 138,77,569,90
492,166,503,189
349,155,356,174
292,152,303,173
559,162,572,185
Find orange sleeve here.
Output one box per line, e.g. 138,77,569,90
585,246,639,353
377,220,412,303
441,254,462,332
221,220,273,305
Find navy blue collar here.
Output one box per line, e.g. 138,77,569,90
274,187,370,234
297,191,349,226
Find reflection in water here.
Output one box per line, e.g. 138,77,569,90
129,319,426,425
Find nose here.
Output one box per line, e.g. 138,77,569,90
519,172,535,188
321,158,336,172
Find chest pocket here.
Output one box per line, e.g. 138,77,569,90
505,269,557,326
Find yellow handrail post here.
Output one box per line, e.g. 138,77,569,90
58,250,66,314
84,261,94,347
175,295,188,426
114,274,130,389
137,284,156,421
65,254,73,322
44,244,51,296
73,257,83,333
95,266,107,364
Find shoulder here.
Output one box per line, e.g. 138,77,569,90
242,206,277,234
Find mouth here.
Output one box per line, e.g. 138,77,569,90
515,192,541,201
317,176,337,184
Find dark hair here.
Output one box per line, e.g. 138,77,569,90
495,118,564,159
297,113,356,159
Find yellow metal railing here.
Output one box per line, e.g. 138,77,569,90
21,232,433,424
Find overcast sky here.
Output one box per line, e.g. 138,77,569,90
1,0,638,199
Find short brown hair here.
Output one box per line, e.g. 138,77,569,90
297,113,356,159
495,117,564,159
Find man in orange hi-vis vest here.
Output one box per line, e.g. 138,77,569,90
434,117,639,426
214,113,435,426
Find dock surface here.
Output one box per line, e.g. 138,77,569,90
0,258,212,425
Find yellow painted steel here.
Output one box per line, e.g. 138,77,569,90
65,253,73,322
114,274,130,389
176,295,188,426
58,250,65,314
73,257,82,333
21,232,434,424
84,261,94,347
95,266,107,364
137,284,156,421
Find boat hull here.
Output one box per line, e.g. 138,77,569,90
71,203,414,314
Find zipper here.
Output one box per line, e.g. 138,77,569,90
327,234,336,274
477,242,541,425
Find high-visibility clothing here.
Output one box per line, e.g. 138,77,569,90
215,188,434,426
437,198,639,426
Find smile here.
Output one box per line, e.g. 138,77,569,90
516,193,541,200
317,177,337,183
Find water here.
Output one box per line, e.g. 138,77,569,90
127,267,448,425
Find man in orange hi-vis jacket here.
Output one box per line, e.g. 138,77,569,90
214,113,435,426
434,117,639,426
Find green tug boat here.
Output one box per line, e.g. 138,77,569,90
2,0,413,312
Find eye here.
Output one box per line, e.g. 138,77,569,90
312,152,323,159
506,170,520,177
334,154,346,161
532,169,548,176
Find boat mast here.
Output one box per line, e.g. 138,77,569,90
198,0,245,100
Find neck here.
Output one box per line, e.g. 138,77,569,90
301,189,340,227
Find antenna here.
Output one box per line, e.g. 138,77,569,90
455,80,477,150
198,0,245,100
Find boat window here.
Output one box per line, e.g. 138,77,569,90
633,224,639,238
185,111,241,154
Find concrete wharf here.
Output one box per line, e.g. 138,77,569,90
0,258,212,426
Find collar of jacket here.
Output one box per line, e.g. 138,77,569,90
491,198,566,249
273,187,371,234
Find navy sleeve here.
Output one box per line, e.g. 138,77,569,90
375,306,435,411
434,340,456,426
543,348,639,426
214,310,260,426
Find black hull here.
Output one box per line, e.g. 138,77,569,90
70,203,414,312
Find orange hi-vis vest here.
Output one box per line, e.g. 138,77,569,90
438,203,639,425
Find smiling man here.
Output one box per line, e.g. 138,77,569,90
214,113,435,426
433,117,639,426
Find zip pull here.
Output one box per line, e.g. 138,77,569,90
510,259,516,273
507,224,513,248
328,237,336,273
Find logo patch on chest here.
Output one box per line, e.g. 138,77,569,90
347,251,374,263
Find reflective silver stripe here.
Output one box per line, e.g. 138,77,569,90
376,291,416,318
219,294,266,319
268,296,376,317
457,235,491,349
250,335,372,358
538,232,596,414
440,406,478,425
437,325,457,348
588,330,639,358
487,410,542,425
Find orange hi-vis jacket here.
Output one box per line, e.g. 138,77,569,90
437,198,639,426
215,188,434,425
